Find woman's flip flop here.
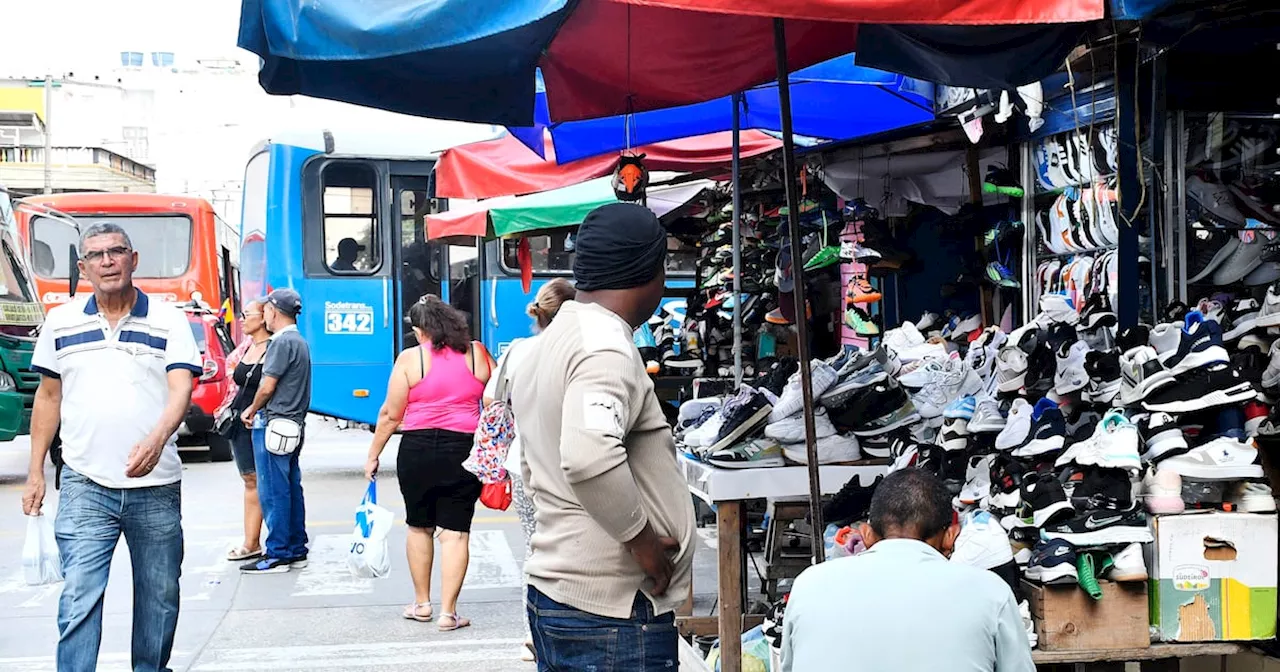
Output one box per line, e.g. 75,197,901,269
438,612,471,631
402,603,434,622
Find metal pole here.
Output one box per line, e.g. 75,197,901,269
42,75,52,195
1116,40,1140,328
731,93,744,388
773,18,824,564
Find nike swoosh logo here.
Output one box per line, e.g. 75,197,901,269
1053,547,1070,556
1085,515,1124,529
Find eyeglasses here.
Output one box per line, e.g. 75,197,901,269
82,246,132,263
242,312,262,319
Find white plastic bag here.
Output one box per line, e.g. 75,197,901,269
347,481,392,579
23,514,62,586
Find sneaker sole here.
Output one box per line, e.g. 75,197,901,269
1145,495,1186,515
968,419,1007,433
706,406,774,454
1235,495,1278,513
1043,525,1154,546
708,455,785,469
850,411,922,437
1025,564,1078,584
1012,436,1065,457
1141,383,1258,414
241,565,291,574
1141,431,1189,462
1032,501,1076,528
1110,567,1150,582
1165,462,1264,481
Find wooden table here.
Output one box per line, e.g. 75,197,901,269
676,455,887,672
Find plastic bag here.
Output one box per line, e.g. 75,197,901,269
23,514,62,586
347,481,393,579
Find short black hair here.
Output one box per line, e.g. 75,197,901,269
867,469,954,540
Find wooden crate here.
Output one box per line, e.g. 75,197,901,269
1023,579,1150,651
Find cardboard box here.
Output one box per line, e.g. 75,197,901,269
1023,579,1150,651
1152,512,1278,642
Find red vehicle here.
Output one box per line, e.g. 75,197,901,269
182,304,237,461
15,192,242,339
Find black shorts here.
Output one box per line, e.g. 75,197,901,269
397,429,482,532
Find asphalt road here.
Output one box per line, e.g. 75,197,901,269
0,417,727,671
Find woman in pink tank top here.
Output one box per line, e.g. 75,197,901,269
364,295,494,631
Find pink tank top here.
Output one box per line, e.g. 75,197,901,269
400,345,485,434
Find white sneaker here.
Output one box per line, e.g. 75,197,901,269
951,314,983,341
951,510,1014,570
1142,467,1185,514
995,346,1029,393
769,360,838,422
936,417,971,452
958,454,995,506
917,312,940,332
781,433,861,465
764,407,837,444
910,360,983,419
1260,339,1280,390
1160,437,1264,480
995,399,1034,450
1230,481,1277,513
969,396,1007,433
1118,345,1175,406
883,321,926,353
1109,542,1149,582
685,411,726,448
1038,294,1080,326
1255,282,1280,329
1053,341,1091,395
1055,409,1141,471
1020,600,1038,650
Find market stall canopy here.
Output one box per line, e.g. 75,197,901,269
237,0,1104,126
426,173,714,239
436,131,780,200
509,55,935,164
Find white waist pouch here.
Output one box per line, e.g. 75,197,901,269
265,417,302,455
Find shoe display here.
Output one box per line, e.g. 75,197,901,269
1054,410,1141,471
1108,542,1149,582
1136,412,1190,463
1021,472,1075,527
1042,507,1154,546
769,360,838,422
995,399,1035,451
969,396,1008,433
1025,539,1079,584
1229,481,1277,513
1012,398,1066,457
1142,466,1185,514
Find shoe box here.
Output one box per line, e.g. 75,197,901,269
1150,511,1278,642
1022,579,1149,651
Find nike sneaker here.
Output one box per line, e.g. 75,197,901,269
845,275,883,305
969,395,1008,433
951,510,1015,570
1025,539,1079,584
1042,507,1153,546
1079,293,1117,330
936,416,971,452
982,165,1025,198
995,398,1034,451
844,306,880,336
1053,341,1091,395
957,454,995,506
1082,350,1122,405
1021,472,1075,528
1012,398,1066,457
995,345,1030,393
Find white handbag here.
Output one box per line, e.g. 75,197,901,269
264,417,302,455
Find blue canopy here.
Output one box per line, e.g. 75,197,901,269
510,55,935,164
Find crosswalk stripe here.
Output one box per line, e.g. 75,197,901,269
462,530,522,590
190,640,525,670
291,535,375,597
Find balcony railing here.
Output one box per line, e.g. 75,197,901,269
0,146,155,181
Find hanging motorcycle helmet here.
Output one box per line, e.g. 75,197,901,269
612,153,649,202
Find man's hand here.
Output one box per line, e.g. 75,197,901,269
625,525,680,596
364,457,379,482
240,407,255,429
21,475,45,515
124,434,165,478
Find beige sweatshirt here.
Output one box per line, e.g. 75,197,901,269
512,301,695,619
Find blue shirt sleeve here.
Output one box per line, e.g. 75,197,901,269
993,591,1036,672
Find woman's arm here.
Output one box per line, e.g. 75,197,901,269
472,341,497,385
365,351,414,479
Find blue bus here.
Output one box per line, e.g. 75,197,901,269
239,130,698,425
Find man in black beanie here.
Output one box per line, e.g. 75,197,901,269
512,203,695,670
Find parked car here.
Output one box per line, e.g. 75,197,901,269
181,304,236,461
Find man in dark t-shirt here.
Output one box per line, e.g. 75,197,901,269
239,288,313,573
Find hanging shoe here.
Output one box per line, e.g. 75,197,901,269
839,239,882,262
846,275,883,304
985,261,1021,288
803,245,842,271
982,165,1026,198
844,307,880,336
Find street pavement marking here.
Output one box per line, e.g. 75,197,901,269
291,534,376,597
0,570,60,608
461,530,522,590
184,537,238,602
190,639,525,670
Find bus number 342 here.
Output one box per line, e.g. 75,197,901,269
325,311,374,334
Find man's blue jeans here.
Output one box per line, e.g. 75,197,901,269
527,585,677,671
252,425,308,560
54,469,183,672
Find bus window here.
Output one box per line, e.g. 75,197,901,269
500,230,698,275
321,164,380,274
32,214,193,278
448,242,480,336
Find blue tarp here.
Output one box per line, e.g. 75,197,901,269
238,0,569,125
510,56,935,164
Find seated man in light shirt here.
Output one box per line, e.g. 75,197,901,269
782,469,1034,672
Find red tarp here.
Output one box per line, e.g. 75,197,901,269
540,0,1103,121
435,130,782,200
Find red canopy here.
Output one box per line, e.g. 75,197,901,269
435,129,781,200
540,0,1103,120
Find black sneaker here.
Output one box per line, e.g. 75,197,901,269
1067,467,1134,511
822,473,882,527
1232,349,1268,387
1025,539,1079,585
756,358,798,397
1141,362,1256,414
1223,298,1263,340
1115,324,1151,354
987,453,1027,510
1083,351,1122,405
828,379,920,437
1080,293,1118,329
1021,472,1075,527
1186,227,1237,284
1162,318,1229,375
241,557,292,574
1042,507,1151,546
1062,408,1102,448
1136,412,1190,463
708,388,773,453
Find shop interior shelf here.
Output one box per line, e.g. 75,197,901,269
1034,244,1119,260
680,453,888,505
